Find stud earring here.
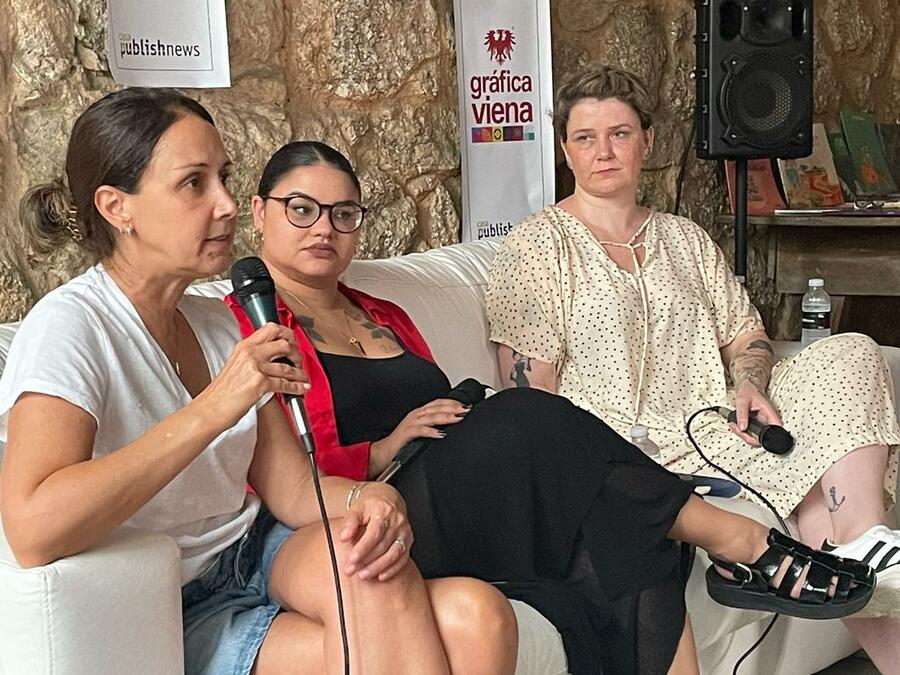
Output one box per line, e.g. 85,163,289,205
250,227,263,250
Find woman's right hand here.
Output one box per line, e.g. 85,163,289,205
341,482,412,581
370,398,469,469
197,322,310,427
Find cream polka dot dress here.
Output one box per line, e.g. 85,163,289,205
485,206,900,516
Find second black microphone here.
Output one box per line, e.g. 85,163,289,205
716,406,794,455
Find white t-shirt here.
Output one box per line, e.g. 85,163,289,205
0,265,267,583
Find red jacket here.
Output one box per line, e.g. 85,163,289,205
225,284,437,480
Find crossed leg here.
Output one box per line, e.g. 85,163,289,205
669,494,870,603
252,520,517,674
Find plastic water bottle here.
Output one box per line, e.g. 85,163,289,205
801,278,831,348
630,424,661,462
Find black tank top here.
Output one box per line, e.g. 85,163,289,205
317,351,451,446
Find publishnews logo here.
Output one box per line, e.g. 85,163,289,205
118,33,202,59
484,29,515,66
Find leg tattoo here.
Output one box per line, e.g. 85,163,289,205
827,486,847,513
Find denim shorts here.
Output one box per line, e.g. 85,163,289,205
182,507,294,675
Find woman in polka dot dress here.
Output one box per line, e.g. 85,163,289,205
486,64,900,669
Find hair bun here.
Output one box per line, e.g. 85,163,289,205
19,178,80,252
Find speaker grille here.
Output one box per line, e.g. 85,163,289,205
719,51,810,150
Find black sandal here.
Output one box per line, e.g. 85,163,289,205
706,528,876,620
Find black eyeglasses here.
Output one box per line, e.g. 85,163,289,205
261,193,367,233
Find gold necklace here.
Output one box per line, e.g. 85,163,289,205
281,287,367,355
146,312,181,377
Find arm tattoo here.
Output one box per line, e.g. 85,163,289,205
747,339,775,355
732,365,768,390
729,337,775,390
297,316,326,343
509,350,533,388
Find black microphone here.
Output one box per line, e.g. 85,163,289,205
376,378,487,482
716,406,795,455
442,378,488,407
230,256,315,456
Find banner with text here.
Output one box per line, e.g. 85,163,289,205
454,0,554,242
107,0,230,88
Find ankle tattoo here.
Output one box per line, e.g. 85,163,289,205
827,486,846,513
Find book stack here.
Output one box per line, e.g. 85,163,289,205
725,111,900,216
724,159,786,215
776,123,844,209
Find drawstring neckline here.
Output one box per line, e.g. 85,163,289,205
593,211,654,425
592,210,654,253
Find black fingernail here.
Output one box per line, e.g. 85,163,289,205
454,412,468,418
463,403,474,409
438,431,447,438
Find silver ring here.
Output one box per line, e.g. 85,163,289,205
393,538,408,554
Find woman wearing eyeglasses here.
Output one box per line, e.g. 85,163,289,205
227,140,876,675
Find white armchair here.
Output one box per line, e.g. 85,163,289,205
0,527,183,675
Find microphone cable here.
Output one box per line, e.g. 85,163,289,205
685,406,787,533
684,406,787,675
301,445,351,675
231,257,350,675
280,393,352,675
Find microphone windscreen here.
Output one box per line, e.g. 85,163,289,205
446,378,487,407
231,256,274,298
760,425,795,455
230,257,278,329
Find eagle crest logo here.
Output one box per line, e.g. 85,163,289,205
484,29,515,66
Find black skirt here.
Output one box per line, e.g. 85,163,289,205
393,388,694,675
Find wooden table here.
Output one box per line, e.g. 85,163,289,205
716,213,900,339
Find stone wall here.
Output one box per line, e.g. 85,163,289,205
0,0,897,327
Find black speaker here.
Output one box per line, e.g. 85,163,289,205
695,0,813,159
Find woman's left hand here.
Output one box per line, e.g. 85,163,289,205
729,381,783,446
340,482,414,581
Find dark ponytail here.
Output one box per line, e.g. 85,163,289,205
19,178,75,253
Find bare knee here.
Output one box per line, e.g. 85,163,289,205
430,578,518,661
271,520,426,620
